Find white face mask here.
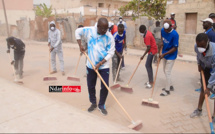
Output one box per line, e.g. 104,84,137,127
51,26,55,31
197,47,206,53
119,33,123,37
164,23,170,29
119,19,122,22
140,33,144,36
198,41,209,53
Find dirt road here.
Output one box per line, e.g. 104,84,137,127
0,37,212,133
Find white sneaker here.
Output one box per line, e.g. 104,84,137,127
146,83,152,88
144,82,149,85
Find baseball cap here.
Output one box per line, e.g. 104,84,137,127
209,13,215,18
171,13,175,15
201,18,213,24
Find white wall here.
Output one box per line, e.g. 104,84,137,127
0,10,35,25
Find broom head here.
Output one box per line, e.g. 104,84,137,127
142,98,159,108
67,76,80,82
120,85,133,93
43,76,57,81
128,120,143,131
110,83,121,90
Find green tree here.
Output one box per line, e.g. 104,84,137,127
119,0,167,20
34,3,53,18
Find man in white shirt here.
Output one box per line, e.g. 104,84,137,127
75,18,115,115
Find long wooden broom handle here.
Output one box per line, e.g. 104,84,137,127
150,58,160,98
49,47,51,74
150,47,162,98
74,54,81,75
83,52,134,122
8,53,16,80
126,59,142,85
114,54,123,84
201,70,213,123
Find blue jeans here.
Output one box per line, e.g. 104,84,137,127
87,67,109,109
145,53,154,83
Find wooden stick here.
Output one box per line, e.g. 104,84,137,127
126,59,142,86
114,54,123,84
49,47,51,74
150,58,160,98
150,48,162,98
84,52,135,123
74,54,81,75
201,70,214,125
8,53,17,80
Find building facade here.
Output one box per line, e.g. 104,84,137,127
166,0,215,55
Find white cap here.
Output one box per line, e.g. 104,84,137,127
201,18,213,24
171,13,175,15
164,23,170,29
50,21,55,25
108,22,114,28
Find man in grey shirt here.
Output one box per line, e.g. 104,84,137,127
153,21,162,63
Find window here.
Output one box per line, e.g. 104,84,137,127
185,13,197,34
98,3,104,8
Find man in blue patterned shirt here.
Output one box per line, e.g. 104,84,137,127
75,18,115,115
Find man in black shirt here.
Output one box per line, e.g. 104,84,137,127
6,36,25,79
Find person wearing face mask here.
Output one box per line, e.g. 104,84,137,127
117,16,127,70
48,21,65,76
112,24,126,82
190,33,215,123
139,25,158,89
159,19,179,96
75,18,115,115
195,18,215,93
6,36,25,79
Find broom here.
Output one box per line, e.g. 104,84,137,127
110,54,123,90
8,53,23,84
201,70,215,134
67,53,81,82
141,57,160,108
142,48,162,108
120,59,142,93
3,0,23,84
83,52,142,131
43,47,57,81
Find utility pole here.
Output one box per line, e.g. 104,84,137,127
2,0,10,37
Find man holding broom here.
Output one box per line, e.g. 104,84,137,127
112,24,126,82
139,25,158,89
6,36,25,79
190,33,215,122
75,18,115,115
48,21,65,76
159,19,179,96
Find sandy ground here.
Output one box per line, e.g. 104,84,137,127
0,36,213,133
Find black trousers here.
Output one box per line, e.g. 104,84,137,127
14,51,25,76
87,67,109,109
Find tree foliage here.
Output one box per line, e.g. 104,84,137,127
34,3,53,18
119,0,167,20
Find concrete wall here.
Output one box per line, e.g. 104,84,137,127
0,0,33,10
166,0,215,55
50,0,81,9
0,10,35,25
